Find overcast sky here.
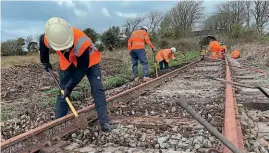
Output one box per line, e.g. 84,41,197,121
1,0,223,42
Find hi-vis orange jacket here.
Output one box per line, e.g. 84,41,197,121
222,45,227,53
128,30,154,51
208,41,222,52
44,28,101,70
231,50,240,59
155,49,176,63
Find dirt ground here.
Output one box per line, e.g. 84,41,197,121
0,57,125,124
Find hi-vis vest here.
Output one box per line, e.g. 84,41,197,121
44,28,101,70
128,30,154,51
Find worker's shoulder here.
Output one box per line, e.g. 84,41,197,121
163,49,171,52
133,29,146,35
72,27,83,33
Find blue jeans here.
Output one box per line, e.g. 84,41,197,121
130,49,149,77
159,60,169,70
55,64,109,125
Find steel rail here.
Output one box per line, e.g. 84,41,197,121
1,59,200,153
222,57,245,153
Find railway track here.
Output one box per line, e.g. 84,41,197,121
1,56,267,153
228,59,269,153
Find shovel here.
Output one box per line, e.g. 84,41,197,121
153,52,159,78
48,69,88,130
206,76,269,98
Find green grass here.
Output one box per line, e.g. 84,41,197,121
77,78,90,88
41,87,84,108
71,91,82,101
44,87,59,95
40,88,58,108
0,111,12,122
40,97,57,108
103,76,128,89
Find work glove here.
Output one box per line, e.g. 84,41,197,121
41,63,52,72
62,87,72,99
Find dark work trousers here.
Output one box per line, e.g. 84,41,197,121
159,60,169,70
130,49,149,77
55,64,109,125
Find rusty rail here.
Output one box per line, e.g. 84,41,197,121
1,60,200,153
222,57,245,153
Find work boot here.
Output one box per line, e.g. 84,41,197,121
101,123,112,132
134,77,139,81
130,76,139,81
143,77,153,82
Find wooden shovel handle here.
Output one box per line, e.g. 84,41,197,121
61,90,79,117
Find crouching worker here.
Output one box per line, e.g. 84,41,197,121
39,17,111,131
231,50,240,59
156,47,177,70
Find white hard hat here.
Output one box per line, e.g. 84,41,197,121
141,26,149,32
44,17,74,51
171,47,176,53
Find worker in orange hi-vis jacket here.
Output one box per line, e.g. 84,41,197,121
128,26,155,82
231,50,240,59
220,42,227,59
208,40,223,60
155,47,177,70
221,42,227,54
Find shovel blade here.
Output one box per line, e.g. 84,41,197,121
75,114,88,130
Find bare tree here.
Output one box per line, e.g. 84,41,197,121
245,1,252,29
251,1,269,33
34,33,42,42
25,35,33,47
216,1,247,31
123,15,147,37
1,38,26,56
146,11,164,33
161,1,203,37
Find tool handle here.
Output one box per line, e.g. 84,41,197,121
154,63,159,77
48,69,79,117
48,69,61,89
61,90,79,117
153,53,158,78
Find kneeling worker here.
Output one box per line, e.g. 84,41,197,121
39,17,111,131
231,50,240,59
156,47,177,70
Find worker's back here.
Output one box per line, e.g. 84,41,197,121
128,30,146,50
232,50,240,59
209,41,222,51
156,49,174,62
128,29,154,51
